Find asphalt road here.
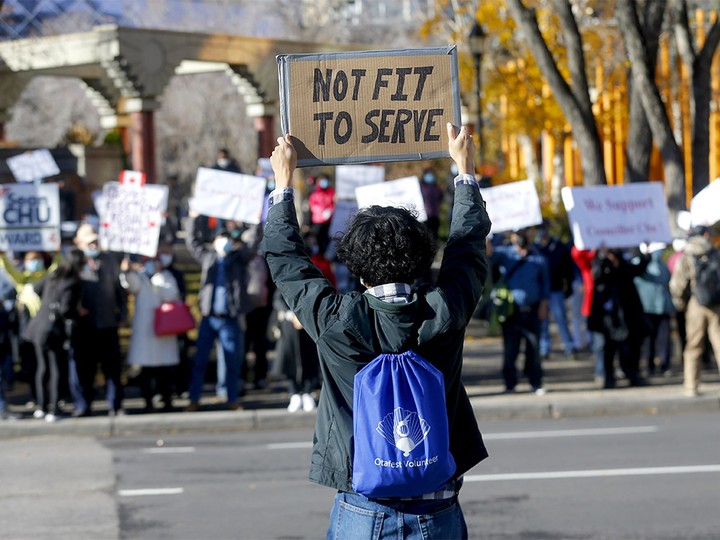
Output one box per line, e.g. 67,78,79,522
99,411,720,540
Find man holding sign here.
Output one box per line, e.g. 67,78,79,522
262,124,490,538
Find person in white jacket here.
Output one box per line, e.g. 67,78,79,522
120,255,181,412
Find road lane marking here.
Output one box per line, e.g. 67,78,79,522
118,488,184,496
266,426,658,450
142,447,196,454
484,426,658,440
465,465,720,482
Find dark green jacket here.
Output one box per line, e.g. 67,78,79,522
262,184,491,493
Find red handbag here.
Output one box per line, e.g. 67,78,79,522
153,300,196,336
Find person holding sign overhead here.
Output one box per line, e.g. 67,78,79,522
262,124,490,539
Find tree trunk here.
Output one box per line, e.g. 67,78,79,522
624,0,666,183
616,0,686,218
507,0,606,185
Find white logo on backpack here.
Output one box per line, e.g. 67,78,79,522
376,407,431,457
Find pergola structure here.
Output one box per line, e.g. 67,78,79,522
0,25,348,181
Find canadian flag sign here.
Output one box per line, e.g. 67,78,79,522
119,170,147,188
97,181,168,256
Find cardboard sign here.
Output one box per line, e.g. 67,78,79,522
479,180,543,234
561,182,672,250
335,165,385,200
97,182,168,257
190,168,267,224
355,176,427,222
689,177,720,227
0,183,60,251
277,47,461,166
6,149,60,183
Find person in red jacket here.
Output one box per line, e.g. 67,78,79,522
308,174,335,254
571,246,604,383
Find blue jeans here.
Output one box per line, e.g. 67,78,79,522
190,316,244,403
327,492,467,540
540,290,575,356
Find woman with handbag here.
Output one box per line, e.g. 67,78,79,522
23,249,84,422
120,254,183,412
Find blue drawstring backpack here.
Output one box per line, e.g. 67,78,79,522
352,350,456,498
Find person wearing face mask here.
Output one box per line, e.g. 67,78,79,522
488,230,551,395
420,168,443,240
308,174,335,255
212,148,242,174
185,211,258,411
120,254,181,412
72,223,127,417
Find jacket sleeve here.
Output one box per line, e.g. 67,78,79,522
435,184,492,329
261,199,340,342
185,216,210,263
669,254,692,310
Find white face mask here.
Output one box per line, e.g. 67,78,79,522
159,254,173,267
217,158,229,168
214,237,230,256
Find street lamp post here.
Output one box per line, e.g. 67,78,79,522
468,22,486,165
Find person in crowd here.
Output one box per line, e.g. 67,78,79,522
534,219,578,360
272,289,319,412
588,248,649,389
633,243,675,376
571,247,605,383
667,238,688,357
73,224,127,417
120,254,181,412
308,173,335,254
489,229,550,395
420,168,444,240
213,147,242,174
569,260,591,353
243,250,272,390
263,125,490,538
185,213,256,411
669,225,720,396
23,249,84,422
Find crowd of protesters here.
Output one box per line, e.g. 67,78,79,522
0,150,718,421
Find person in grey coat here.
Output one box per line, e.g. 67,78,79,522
262,124,491,539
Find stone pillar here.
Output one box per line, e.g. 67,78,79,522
124,98,159,182
254,114,275,162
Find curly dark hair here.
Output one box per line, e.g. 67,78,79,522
336,206,436,286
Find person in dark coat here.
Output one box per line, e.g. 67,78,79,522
262,125,490,539
24,249,84,422
587,248,650,388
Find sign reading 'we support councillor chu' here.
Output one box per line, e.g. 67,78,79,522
277,47,461,166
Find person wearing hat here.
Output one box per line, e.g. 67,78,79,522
73,223,127,416
184,212,258,411
670,225,720,396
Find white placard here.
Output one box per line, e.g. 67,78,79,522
190,168,267,224
0,183,61,251
561,182,672,250
119,169,147,188
355,176,428,222
329,200,358,237
97,182,168,257
6,149,60,183
479,179,543,234
690,177,720,227
335,165,385,201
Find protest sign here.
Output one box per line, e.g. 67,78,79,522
6,149,60,183
561,182,672,250
329,200,359,238
0,183,60,251
689,177,720,227
479,179,543,234
335,165,385,200
119,169,147,188
355,176,427,222
190,168,267,224
277,46,461,166
97,182,168,257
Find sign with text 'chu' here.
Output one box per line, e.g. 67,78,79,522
562,182,672,250
0,183,60,251
277,47,461,166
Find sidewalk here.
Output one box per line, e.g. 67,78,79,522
1,320,718,438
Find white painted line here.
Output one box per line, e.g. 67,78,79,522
267,442,313,450
484,426,659,440
465,464,720,482
142,447,196,454
118,488,184,497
